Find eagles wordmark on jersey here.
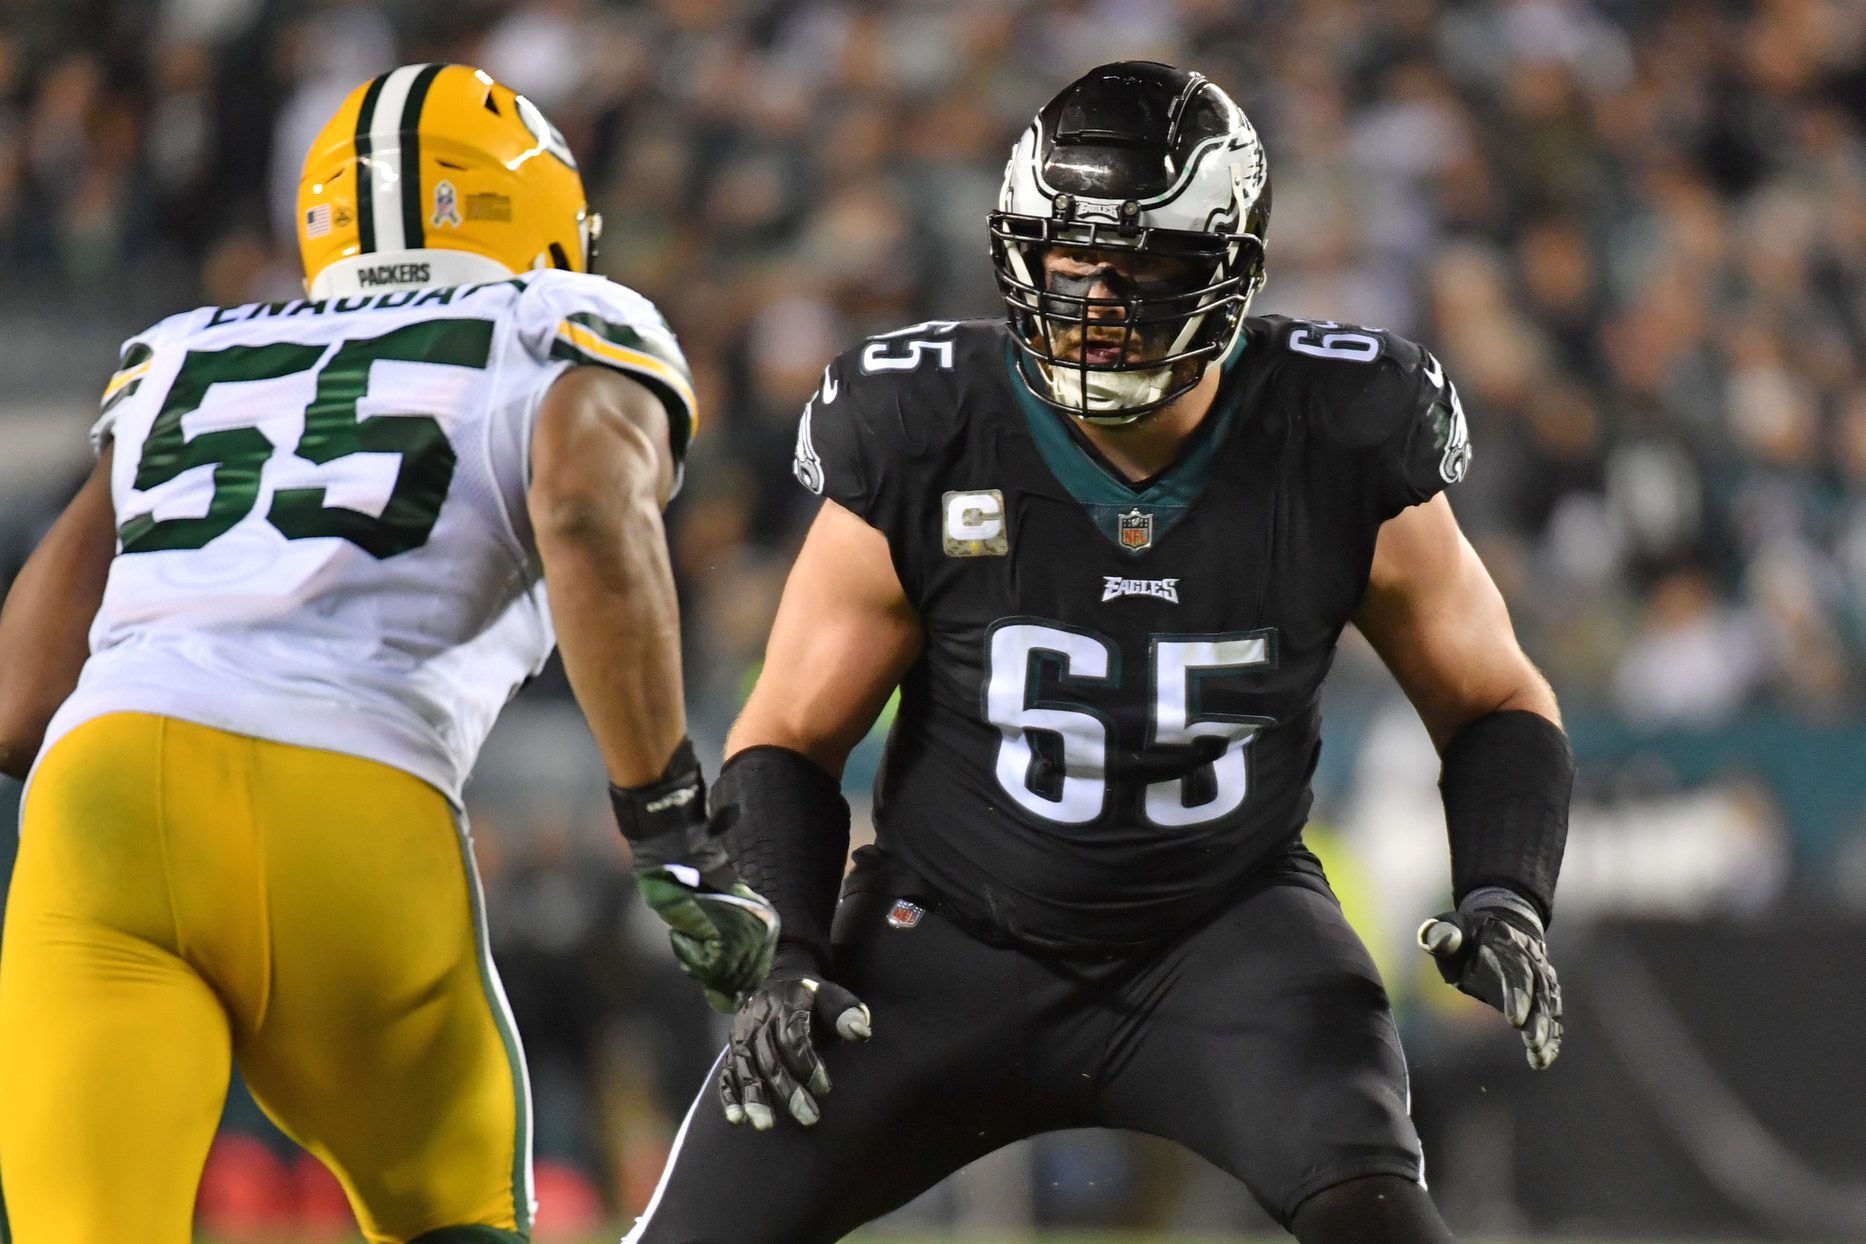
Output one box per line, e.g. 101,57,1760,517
794,314,1467,951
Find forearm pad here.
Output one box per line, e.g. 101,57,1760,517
711,745,851,974
1440,710,1574,926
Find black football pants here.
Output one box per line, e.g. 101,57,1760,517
625,850,1427,1243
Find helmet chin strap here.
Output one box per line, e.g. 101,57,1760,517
1044,361,1178,424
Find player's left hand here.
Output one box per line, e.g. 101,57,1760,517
1418,892,1563,1070
720,971,872,1130
634,865,780,1013
611,741,781,1013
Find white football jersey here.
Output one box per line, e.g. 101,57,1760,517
42,270,696,804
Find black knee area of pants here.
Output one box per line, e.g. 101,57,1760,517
409,1227,527,1244
1290,1174,1454,1244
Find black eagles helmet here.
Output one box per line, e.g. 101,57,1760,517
989,62,1271,424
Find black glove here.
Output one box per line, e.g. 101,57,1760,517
1418,887,1563,1070
718,967,871,1130
612,740,780,1014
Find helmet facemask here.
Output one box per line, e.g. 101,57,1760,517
992,215,1264,425
579,206,603,271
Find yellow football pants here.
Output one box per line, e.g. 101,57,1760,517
0,713,532,1242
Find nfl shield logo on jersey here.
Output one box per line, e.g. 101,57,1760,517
1118,508,1154,553
885,899,925,929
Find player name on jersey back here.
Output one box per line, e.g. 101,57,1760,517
200,279,511,326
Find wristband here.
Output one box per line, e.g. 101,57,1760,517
1460,885,1544,936
712,745,851,973
1440,710,1573,925
609,738,731,884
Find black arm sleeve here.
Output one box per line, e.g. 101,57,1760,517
1439,710,1574,924
711,745,852,975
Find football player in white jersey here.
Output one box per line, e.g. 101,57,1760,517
0,64,776,1243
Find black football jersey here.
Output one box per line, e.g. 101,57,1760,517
793,316,1470,953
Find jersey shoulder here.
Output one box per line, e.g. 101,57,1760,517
514,270,698,454
514,268,669,332
91,307,217,454
1243,314,1471,511
793,319,1003,509
816,320,1004,453
1244,315,1437,445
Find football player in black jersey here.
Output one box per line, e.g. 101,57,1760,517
626,62,1572,1244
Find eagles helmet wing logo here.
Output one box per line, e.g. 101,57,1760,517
1118,508,1153,553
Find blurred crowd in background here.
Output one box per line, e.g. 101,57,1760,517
1,0,1864,1236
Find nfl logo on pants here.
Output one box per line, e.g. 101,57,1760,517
1119,508,1153,552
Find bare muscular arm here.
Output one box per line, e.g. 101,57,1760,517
0,448,117,778
1352,492,1559,749
726,499,923,774
529,366,686,787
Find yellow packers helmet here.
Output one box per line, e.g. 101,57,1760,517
298,64,600,297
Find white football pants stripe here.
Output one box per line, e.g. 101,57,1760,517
621,1047,729,1243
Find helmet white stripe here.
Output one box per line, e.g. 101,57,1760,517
362,64,426,253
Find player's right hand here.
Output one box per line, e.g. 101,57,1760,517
720,973,871,1130
1418,892,1563,1070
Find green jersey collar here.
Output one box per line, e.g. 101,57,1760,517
1006,339,1247,555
